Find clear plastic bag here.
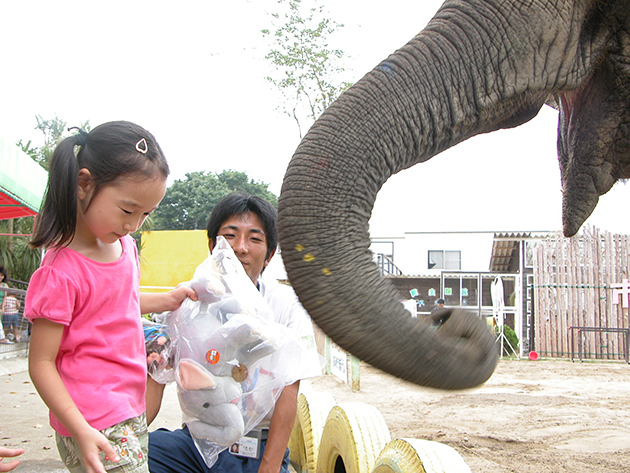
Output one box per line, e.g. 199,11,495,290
147,236,304,467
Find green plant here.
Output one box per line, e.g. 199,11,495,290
262,0,352,138
0,217,41,287
495,324,519,357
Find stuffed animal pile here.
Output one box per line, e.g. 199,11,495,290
146,237,303,466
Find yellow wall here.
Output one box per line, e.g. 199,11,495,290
140,230,208,292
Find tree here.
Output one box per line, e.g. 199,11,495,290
17,115,90,170
152,170,278,231
0,116,89,285
262,0,352,138
0,217,41,287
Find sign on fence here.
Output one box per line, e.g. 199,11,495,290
330,340,347,381
325,336,360,390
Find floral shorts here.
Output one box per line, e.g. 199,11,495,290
56,413,148,473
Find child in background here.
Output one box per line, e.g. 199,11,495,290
1,293,20,342
25,121,196,473
0,266,8,342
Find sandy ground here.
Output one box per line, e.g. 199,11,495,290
308,358,630,473
2,356,630,472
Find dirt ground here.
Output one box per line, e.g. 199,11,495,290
308,358,630,473
2,356,630,472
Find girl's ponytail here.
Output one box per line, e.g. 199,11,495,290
30,121,168,249
30,134,82,248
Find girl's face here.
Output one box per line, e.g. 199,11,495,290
77,171,166,244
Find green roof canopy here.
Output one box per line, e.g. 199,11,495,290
0,135,48,220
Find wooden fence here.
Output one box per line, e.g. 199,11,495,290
533,226,630,361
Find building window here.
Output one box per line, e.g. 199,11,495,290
428,250,461,270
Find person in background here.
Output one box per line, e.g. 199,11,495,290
0,266,8,306
0,266,8,341
1,293,20,342
432,298,445,313
147,193,322,473
0,446,25,472
25,121,195,473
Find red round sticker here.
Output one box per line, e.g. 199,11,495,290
206,349,220,365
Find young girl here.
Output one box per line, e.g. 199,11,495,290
25,121,195,473
1,293,20,342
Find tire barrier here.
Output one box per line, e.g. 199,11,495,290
288,392,473,473
316,403,392,473
371,438,472,473
289,390,337,473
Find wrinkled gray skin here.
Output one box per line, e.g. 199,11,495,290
278,0,630,390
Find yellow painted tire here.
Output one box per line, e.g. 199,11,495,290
316,403,392,473
371,438,472,473
289,390,337,473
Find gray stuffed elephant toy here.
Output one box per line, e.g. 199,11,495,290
176,313,278,446
177,358,244,444
278,0,630,390
147,238,300,457
175,267,279,446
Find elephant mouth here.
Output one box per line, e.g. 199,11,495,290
556,59,630,237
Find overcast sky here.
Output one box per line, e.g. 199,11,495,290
2,0,629,241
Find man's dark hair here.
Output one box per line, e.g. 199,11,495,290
206,193,278,260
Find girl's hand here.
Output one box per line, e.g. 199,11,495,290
0,447,25,472
140,284,197,315
76,427,120,473
169,283,198,307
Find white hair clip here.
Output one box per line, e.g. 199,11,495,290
136,138,148,154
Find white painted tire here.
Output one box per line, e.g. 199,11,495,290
371,438,472,473
316,403,392,473
289,391,337,472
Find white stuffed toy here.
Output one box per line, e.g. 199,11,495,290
147,237,303,467
176,312,280,445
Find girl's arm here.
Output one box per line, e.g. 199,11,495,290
29,318,120,473
139,285,197,315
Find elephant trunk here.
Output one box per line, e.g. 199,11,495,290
278,0,620,388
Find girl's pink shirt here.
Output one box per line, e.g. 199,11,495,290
25,235,146,436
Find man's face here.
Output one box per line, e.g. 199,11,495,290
210,211,275,285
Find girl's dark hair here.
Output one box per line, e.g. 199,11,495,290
0,266,7,281
206,193,278,261
31,121,169,248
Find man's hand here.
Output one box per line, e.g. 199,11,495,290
0,447,25,472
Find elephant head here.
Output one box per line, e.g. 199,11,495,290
278,0,630,389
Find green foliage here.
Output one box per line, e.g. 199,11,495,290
262,0,352,138
0,218,41,287
152,170,278,231
495,324,520,357
0,115,90,285
16,115,90,170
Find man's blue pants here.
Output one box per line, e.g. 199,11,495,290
148,426,290,473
